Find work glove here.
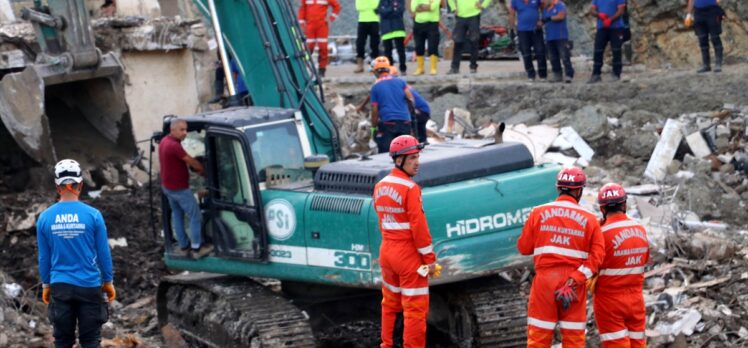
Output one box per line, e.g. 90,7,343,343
597,12,609,20
42,284,50,305
586,275,599,294
102,282,116,303
543,16,552,24
684,13,694,28
602,18,612,28
554,278,578,311
430,263,442,278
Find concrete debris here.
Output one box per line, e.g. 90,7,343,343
559,127,595,162
2,283,21,298
108,237,129,249
645,119,684,182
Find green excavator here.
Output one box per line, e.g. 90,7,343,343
152,1,561,346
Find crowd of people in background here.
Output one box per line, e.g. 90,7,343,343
297,0,725,81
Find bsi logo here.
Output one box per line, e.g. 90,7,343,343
265,199,296,241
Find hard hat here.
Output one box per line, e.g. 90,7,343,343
54,159,83,186
373,56,391,73
390,135,424,158
598,183,627,206
389,66,399,76
556,167,586,189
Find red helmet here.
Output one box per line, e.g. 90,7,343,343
598,183,627,206
556,167,586,189
389,135,424,157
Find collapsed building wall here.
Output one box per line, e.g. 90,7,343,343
0,0,216,190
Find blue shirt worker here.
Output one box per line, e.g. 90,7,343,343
588,0,626,83
543,0,574,83
686,0,725,73
389,66,431,143
370,56,415,153
510,0,547,81
37,159,116,348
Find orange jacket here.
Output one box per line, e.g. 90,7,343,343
518,195,605,284
596,213,649,293
299,0,341,24
373,168,436,264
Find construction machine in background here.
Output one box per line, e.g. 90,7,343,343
153,1,561,347
0,0,135,168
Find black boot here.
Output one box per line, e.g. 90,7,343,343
698,47,710,73
714,44,723,73
318,68,326,77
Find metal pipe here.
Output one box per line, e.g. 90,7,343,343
207,0,236,96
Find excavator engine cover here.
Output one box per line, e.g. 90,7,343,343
314,140,534,195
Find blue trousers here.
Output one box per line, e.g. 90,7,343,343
162,187,202,249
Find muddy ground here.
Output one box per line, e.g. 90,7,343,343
1,64,747,347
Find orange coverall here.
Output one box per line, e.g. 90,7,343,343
594,213,649,348
373,168,436,348
298,0,341,70
517,195,605,347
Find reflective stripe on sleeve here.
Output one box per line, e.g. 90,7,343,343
629,331,645,339
401,286,429,296
527,317,556,330
599,266,645,276
600,329,629,341
417,245,433,255
382,222,410,230
380,175,415,188
601,220,641,232
558,320,586,330
534,246,589,259
578,265,593,279
382,280,401,293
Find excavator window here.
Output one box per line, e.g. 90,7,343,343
244,121,311,186
214,136,254,206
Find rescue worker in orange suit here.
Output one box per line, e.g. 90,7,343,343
592,183,649,347
374,135,439,348
517,167,605,347
298,0,341,77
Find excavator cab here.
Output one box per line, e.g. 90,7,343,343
0,0,135,168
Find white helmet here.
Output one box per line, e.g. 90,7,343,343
54,159,83,186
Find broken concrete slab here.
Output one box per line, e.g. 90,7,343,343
685,131,712,158
502,124,559,162
645,119,684,182
559,127,595,162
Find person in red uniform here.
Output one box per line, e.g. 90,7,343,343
374,135,438,348
298,0,341,77
592,183,649,348
517,167,605,347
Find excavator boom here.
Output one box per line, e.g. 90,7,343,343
193,0,341,160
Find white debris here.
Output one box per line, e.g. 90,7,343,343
108,237,129,249
685,131,712,159
626,184,661,195
645,119,683,181
559,127,595,162
655,308,702,337
2,283,22,298
503,124,559,162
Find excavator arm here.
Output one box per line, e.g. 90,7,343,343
193,0,341,161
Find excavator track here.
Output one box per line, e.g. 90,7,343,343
157,273,316,348
447,278,528,347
